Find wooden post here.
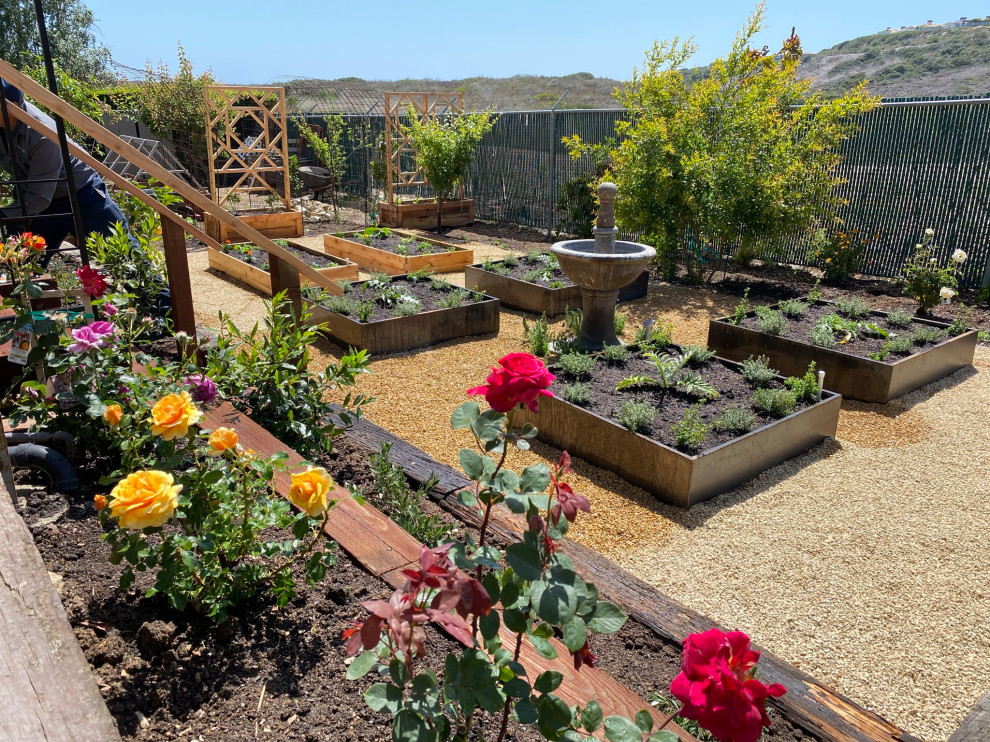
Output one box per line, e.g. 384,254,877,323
159,217,197,354
268,254,302,322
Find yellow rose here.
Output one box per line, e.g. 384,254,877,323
149,391,202,441
288,466,333,517
108,470,181,530
103,404,123,426
207,427,239,456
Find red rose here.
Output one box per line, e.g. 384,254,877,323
76,265,108,298
670,628,786,742
467,352,555,413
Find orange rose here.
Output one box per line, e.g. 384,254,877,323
207,427,239,456
288,466,333,517
108,470,181,530
149,391,202,441
103,404,123,426
93,494,108,511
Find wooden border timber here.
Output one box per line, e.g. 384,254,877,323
201,402,695,740
322,229,473,274
0,479,122,741
206,243,359,296
0,61,342,299
333,407,920,742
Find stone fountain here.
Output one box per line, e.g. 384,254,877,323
551,183,655,350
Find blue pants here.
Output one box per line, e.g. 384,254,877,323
23,176,141,260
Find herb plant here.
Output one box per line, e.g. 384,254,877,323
778,299,807,318
784,362,819,402
558,381,592,405
754,306,787,336
751,388,798,418
557,352,596,378
884,308,913,328
740,355,778,387
714,405,756,434
619,399,658,432
672,406,711,450
368,442,451,547
834,295,871,320
522,314,551,357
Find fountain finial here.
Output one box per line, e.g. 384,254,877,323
596,182,617,229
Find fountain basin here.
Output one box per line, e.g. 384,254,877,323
551,239,656,291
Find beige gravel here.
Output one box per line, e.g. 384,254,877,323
188,236,990,742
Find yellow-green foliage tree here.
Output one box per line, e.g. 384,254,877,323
611,4,879,280
401,109,497,232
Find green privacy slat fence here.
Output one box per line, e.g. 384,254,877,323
301,98,990,288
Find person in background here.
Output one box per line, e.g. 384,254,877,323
0,79,141,262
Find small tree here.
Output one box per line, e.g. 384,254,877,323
610,4,878,280
295,114,347,219
401,109,497,232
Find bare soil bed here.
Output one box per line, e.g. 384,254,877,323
479,253,575,288
16,437,811,742
314,276,487,324
337,229,459,256
220,241,344,271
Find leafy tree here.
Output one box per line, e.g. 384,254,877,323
609,4,879,280
401,109,497,232
0,0,112,83
295,114,347,218
129,44,217,185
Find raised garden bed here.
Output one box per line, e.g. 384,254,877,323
465,253,649,316
378,197,474,229
322,228,473,274
707,300,978,403
304,274,499,354
515,347,841,508
204,208,303,243
206,239,359,295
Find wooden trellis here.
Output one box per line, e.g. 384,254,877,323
204,86,291,210
384,91,464,204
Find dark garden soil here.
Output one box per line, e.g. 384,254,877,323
732,301,961,360
551,350,820,453
220,242,344,272
15,427,815,742
478,254,575,289
340,230,459,257
316,277,488,324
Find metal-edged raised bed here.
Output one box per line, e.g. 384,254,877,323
464,261,648,316
322,229,474,275
708,301,978,403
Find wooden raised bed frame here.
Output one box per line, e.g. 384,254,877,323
377,198,474,229
515,360,842,509
206,241,359,296
323,229,474,275
464,263,649,316
305,278,499,354
204,209,303,244
707,302,979,403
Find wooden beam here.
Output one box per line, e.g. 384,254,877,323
0,61,341,297
159,216,196,339
0,481,122,741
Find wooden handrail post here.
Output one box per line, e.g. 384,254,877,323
159,216,197,356
268,254,302,324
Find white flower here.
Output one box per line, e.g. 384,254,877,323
929,257,937,264
940,287,955,300
952,249,967,263
924,228,935,237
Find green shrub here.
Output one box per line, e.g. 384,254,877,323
754,306,787,336
437,289,470,309
324,295,356,316
634,320,674,349
522,269,543,283
614,312,627,336
681,344,715,365
369,443,451,547
357,300,375,322
522,314,551,357
729,288,751,325
751,387,798,418
911,326,944,345
558,352,596,378
884,308,913,328
502,255,519,268
834,295,872,319
778,299,807,318
886,335,913,355
619,400,658,432
810,323,836,348
600,344,630,364
672,407,711,449
523,248,544,263
740,355,778,386
784,362,819,402
558,382,592,405
391,296,422,317
429,277,452,292
806,229,871,283
714,405,756,434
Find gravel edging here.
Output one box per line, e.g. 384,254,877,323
188,240,988,741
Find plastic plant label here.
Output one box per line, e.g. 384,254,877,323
8,324,32,365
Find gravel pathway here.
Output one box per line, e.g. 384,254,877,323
189,238,989,741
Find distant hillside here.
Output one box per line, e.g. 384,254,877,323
286,24,990,114
799,24,990,98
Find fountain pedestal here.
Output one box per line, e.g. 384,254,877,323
551,183,655,351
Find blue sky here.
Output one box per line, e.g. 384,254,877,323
84,1,984,83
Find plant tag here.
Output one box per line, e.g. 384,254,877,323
8,324,32,365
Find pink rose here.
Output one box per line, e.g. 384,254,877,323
670,629,786,742
467,352,555,413
67,326,110,353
